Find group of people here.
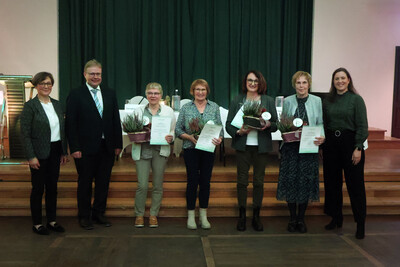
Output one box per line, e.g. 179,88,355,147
20,60,368,240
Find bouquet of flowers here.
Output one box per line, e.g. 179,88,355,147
242,100,267,129
189,117,205,139
277,112,302,142
122,113,151,143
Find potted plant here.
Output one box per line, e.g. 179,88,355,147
122,113,151,143
189,117,205,139
242,100,267,129
277,112,302,142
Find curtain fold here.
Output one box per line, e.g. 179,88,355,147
59,0,313,108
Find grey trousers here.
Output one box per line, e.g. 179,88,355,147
236,146,268,209
134,149,168,216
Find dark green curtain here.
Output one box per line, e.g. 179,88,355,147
59,0,313,108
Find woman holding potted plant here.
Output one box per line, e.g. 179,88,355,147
276,71,325,233
226,70,278,232
175,79,223,230
323,68,368,239
129,82,176,228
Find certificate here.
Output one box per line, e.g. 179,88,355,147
299,126,322,154
195,123,223,153
231,107,244,129
150,116,171,145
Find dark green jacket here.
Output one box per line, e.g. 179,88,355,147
226,94,278,153
20,96,68,160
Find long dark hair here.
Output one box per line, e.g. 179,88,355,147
328,67,358,102
241,70,267,95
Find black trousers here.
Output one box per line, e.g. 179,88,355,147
183,148,215,210
323,130,366,223
74,141,115,219
30,141,62,225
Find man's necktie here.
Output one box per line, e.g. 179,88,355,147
91,89,103,118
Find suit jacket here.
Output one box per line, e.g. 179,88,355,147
20,96,68,160
225,94,278,153
66,85,122,156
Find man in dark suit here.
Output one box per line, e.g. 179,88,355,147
66,59,122,230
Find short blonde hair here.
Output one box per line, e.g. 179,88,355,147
292,71,312,89
84,59,102,72
145,82,163,96
190,79,210,96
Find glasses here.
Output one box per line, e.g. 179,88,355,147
195,88,207,92
146,92,161,96
88,72,102,77
247,79,259,85
38,82,53,87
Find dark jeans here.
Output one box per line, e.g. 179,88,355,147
183,148,215,210
236,146,268,208
30,141,62,225
323,130,366,223
74,140,115,219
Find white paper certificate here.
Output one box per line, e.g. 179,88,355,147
150,116,171,145
195,124,223,152
299,126,322,154
231,107,244,129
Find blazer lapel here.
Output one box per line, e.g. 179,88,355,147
32,96,50,127
82,86,102,119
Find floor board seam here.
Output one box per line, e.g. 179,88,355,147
201,236,216,267
341,235,384,267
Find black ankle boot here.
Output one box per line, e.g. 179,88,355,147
325,214,343,230
237,207,246,231
297,220,307,233
356,222,365,239
252,207,263,231
287,220,297,232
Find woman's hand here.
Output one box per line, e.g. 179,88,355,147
260,120,271,131
352,148,362,165
314,136,325,146
237,125,251,136
28,157,40,170
71,151,82,159
60,155,68,165
188,135,198,145
165,135,174,144
212,137,223,146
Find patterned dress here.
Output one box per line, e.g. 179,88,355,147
276,96,319,203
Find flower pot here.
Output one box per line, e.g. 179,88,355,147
243,116,265,129
127,131,150,143
281,130,302,143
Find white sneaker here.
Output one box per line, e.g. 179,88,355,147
199,208,211,229
187,210,197,230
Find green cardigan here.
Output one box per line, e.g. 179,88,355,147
225,94,278,153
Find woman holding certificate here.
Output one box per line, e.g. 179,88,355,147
276,71,324,233
323,68,368,239
175,79,223,230
132,82,176,228
226,70,277,232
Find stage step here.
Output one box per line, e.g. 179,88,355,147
1,181,400,217
367,127,400,149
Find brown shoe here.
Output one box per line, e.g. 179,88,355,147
149,216,158,228
135,216,144,228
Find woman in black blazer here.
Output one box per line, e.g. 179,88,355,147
20,72,68,235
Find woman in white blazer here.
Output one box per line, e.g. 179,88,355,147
276,71,325,233
132,82,176,228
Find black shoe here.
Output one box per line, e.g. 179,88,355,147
356,222,365,239
287,220,297,232
92,214,112,227
325,215,343,230
32,225,49,235
46,222,65,233
79,218,94,230
297,221,307,233
252,208,263,232
237,207,246,231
